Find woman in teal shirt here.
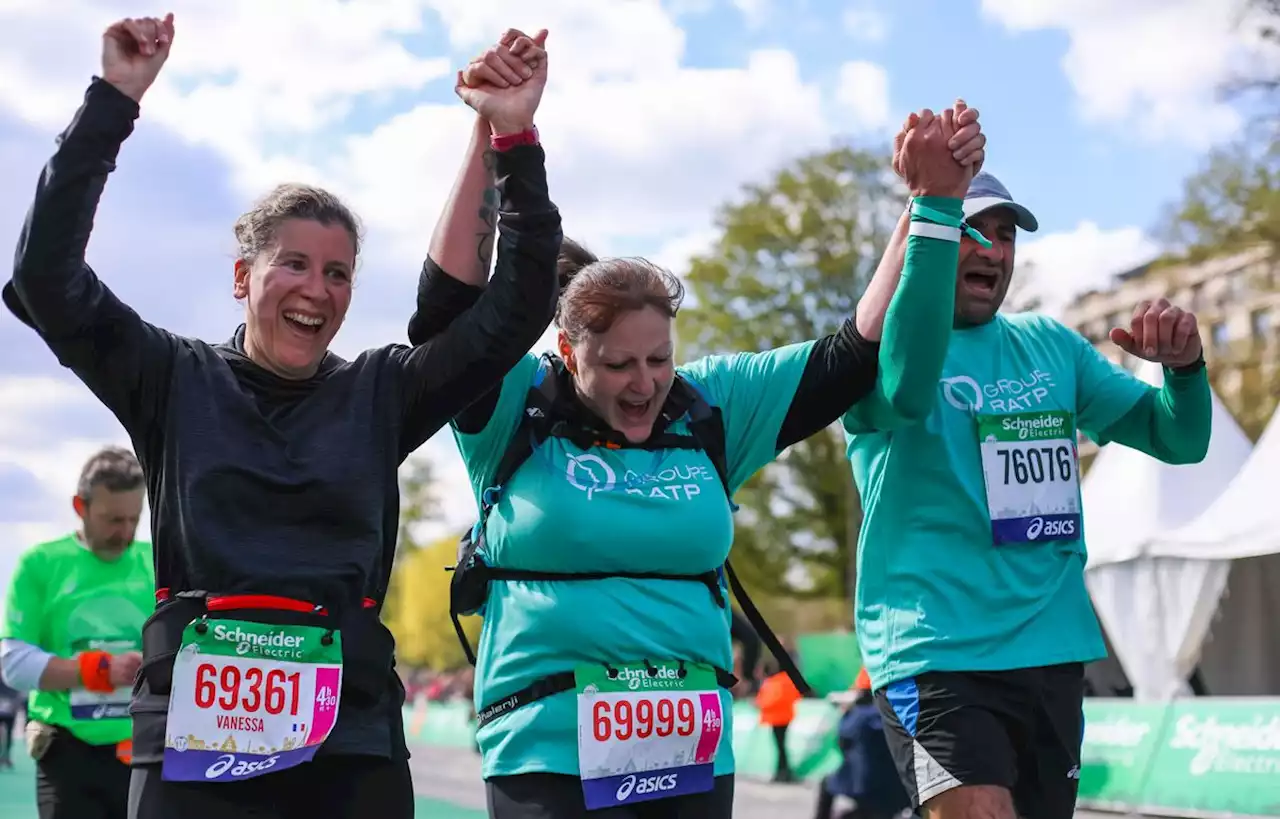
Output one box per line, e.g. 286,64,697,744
419,42,987,819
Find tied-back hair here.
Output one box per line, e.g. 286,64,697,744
554,237,685,343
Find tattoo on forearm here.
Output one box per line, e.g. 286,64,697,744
476,149,499,274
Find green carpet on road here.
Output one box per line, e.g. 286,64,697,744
0,751,483,818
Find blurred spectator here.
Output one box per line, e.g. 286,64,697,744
757,660,803,783
0,676,20,768
813,669,910,819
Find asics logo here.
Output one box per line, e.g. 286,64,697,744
615,773,679,801
204,753,280,779
1025,517,1075,540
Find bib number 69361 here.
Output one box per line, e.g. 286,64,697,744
193,663,301,715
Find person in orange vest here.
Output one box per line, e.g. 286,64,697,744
757,661,804,783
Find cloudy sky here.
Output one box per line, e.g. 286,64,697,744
0,0,1270,598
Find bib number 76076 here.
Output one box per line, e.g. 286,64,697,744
994,444,1074,485
977,410,1082,545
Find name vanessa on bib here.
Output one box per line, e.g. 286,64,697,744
161,618,343,783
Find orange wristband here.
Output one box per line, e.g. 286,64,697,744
79,650,114,693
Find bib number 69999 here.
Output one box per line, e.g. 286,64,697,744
592,697,698,742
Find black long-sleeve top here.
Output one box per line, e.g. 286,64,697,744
4,78,563,761
408,259,880,446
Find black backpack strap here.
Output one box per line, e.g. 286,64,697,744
680,377,813,697
487,353,561,498
452,354,564,666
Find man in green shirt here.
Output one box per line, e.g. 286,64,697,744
1,446,155,819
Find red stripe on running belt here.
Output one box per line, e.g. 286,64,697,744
205,594,327,615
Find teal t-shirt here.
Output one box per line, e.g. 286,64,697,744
454,343,814,779
843,313,1149,689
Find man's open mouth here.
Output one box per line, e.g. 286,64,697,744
962,271,999,294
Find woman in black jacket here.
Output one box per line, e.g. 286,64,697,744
5,13,558,819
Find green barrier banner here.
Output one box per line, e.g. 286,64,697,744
721,700,842,782
404,699,476,749
1137,698,1280,817
402,691,1280,815
1078,699,1168,808
402,698,842,782
795,632,861,697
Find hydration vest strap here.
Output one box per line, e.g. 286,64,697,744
484,567,726,608
723,560,811,696
476,665,740,729
451,612,477,666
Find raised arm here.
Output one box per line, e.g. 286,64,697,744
774,106,985,446
409,31,547,343
3,15,180,435
397,29,561,445
1087,298,1212,464
855,103,984,342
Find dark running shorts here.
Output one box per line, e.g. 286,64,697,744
874,662,1085,819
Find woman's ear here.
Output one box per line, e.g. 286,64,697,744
233,259,251,300
557,329,576,374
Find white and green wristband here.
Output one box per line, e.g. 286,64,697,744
908,199,993,248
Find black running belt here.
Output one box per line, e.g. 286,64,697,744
476,665,741,729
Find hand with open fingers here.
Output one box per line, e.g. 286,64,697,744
897,107,973,200
102,13,175,103
455,28,549,135
894,99,984,181
1109,298,1204,368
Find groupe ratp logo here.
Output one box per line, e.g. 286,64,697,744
204,753,280,780
1025,517,1076,540
615,772,679,801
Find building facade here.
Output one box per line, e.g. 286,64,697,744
1061,244,1279,453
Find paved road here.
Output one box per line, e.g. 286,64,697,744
406,744,1122,818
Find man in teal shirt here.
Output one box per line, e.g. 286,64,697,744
845,119,1212,819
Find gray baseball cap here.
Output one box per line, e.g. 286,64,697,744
964,171,1039,232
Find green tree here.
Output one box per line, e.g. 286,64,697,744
679,145,901,606
384,533,481,670
1221,0,1280,119
1160,140,1280,259
383,455,442,627
395,455,442,560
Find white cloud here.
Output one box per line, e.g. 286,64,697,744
835,61,891,133
0,0,854,580
731,0,772,28
842,5,890,42
980,0,1269,146
1014,221,1159,317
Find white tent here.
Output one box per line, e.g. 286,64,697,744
1155,403,1280,697
1082,361,1255,701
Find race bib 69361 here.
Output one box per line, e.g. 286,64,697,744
161,619,342,783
